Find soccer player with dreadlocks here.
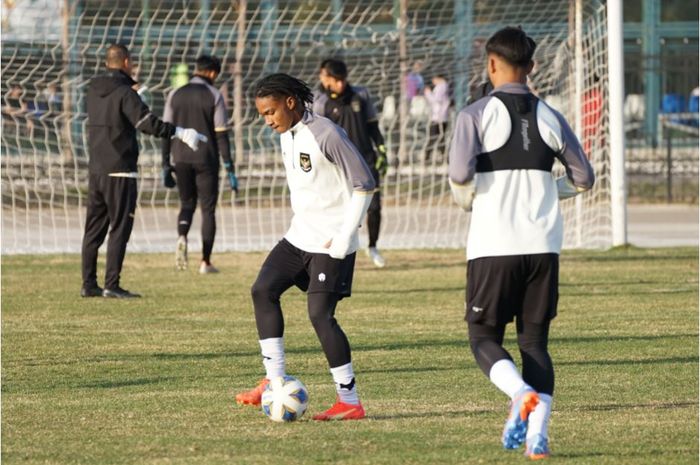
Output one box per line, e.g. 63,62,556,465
235,73,375,421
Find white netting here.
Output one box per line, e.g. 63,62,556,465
1,0,611,254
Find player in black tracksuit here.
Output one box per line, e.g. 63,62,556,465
81,44,205,298
313,59,388,268
162,55,238,274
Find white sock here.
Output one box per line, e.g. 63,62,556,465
527,393,552,441
489,359,528,399
330,362,360,405
259,337,285,379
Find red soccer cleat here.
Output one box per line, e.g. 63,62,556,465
312,399,366,421
235,378,269,406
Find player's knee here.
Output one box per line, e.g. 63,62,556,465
200,199,216,215
368,195,381,212
517,332,549,354
251,277,275,306
181,199,196,213
307,304,334,330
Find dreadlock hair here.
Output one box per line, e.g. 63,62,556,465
253,73,314,110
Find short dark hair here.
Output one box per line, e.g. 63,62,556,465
254,73,314,108
319,59,348,80
105,44,129,68
195,55,221,74
485,27,537,67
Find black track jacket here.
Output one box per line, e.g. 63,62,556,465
86,69,175,174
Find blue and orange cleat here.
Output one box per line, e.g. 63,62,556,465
502,387,540,449
235,378,269,406
525,434,550,460
312,398,366,421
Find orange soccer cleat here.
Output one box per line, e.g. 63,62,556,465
312,399,366,421
235,378,269,406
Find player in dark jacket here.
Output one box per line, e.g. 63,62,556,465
162,55,238,274
313,59,388,268
81,44,204,298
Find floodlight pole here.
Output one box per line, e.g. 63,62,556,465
607,0,628,246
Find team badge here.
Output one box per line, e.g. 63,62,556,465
351,99,361,112
318,273,326,282
299,152,312,172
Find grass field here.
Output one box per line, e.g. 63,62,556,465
2,247,698,464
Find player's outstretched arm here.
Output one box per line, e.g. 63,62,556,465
122,87,176,139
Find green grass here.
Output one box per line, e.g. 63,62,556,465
2,247,698,464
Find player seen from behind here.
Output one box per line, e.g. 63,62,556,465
235,73,375,421
162,55,238,274
448,27,595,459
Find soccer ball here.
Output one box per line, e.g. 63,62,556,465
261,375,309,422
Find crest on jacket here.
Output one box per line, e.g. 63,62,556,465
299,152,312,172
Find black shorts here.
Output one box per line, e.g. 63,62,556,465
261,238,356,298
466,253,559,326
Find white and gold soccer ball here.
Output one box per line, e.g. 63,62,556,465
261,375,309,422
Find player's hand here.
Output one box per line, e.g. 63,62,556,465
162,165,176,188
174,127,208,152
375,145,388,177
327,236,351,260
224,161,238,193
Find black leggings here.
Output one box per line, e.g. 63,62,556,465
468,319,554,395
251,280,352,369
175,163,218,262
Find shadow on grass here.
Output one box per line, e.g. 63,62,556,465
561,250,698,263
361,286,464,294
7,333,696,369
77,377,174,389
369,407,495,421
562,288,696,297
558,355,697,367
568,400,697,412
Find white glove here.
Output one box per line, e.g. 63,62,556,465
449,178,475,212
328,235,352,260
174,127,208,151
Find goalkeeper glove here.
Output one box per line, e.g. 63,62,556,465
375,144,388,177
174,127,208,151
162,165,176,188
224,161,238,193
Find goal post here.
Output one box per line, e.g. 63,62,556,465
1,0,615,254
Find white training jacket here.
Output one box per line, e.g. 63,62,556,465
448,83,595,260
280,111,376,255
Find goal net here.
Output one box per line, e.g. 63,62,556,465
1,0,611,254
